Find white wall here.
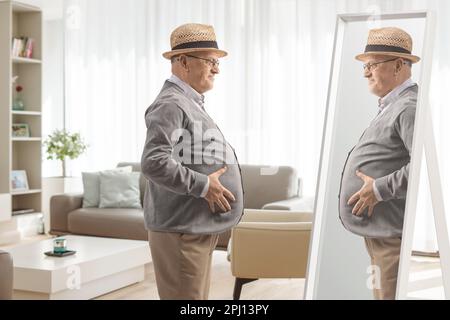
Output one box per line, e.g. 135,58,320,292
42,17,64,177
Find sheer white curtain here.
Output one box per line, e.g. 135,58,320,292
63,0,450,251
64,0,337,196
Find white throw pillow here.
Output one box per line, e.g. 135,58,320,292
98,171,142,209
82,166,132,208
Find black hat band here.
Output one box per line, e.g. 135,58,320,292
172,41,219,51
365,44,411,54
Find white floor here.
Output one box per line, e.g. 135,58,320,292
407,255,445,299
1,235,445,300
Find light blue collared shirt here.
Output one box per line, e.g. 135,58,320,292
167,74,210,198
377,78,415,116
168,74,206,112
372,78,416,201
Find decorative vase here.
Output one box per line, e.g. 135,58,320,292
12,93,25,111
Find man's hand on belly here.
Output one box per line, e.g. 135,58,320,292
205,166,236,214
347,170,380,217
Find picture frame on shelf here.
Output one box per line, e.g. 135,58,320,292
11,170,29,191
12,123,30,137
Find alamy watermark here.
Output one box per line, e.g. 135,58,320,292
66,265,81,290
366,264,381,291
170,121,279,175
366,5,382,30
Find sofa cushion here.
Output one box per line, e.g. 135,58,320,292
241,165,299,209
67,208,147,241
82,166,132,208
117,162,146,205
99,171,142,209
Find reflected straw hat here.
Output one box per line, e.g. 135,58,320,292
355,27,420,63
162,23,228,60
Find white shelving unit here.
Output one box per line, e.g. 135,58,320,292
11,189,42,196
12,137,42,141
12,110,41,116
0,0,42,244
12,56,42,64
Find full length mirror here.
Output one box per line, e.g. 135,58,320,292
305,12,431,300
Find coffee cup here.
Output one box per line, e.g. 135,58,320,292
53,238,67,253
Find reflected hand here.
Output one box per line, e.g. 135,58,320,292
205,166,236,213
347,170,379,217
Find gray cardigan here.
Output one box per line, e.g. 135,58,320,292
141,81,244,234
339,85,418,238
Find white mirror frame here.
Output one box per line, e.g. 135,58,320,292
304,11,447,300
396,11,450,300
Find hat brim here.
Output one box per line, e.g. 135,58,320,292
355,51,420,63
163,48,228,60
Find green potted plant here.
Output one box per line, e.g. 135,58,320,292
44,129,88,177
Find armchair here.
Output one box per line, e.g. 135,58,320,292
229,209,313,300
216,164,313,250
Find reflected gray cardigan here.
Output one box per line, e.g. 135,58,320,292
339,85,418,238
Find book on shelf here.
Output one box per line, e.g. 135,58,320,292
12,208,35,216
11,37,34,59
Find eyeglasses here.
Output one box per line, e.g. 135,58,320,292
363,58,399,72
183,54,220,68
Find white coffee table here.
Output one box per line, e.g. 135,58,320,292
6,235,151,300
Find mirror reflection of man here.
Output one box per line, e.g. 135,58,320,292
339,27,420,300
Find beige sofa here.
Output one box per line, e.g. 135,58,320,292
50,162,312,250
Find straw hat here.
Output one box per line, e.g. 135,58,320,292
355,27,420,63
162,23,227,60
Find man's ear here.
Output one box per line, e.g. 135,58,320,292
178,55,189,71
396,58,404,73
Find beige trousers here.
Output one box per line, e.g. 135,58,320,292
364,237,402,300
148,230,219,300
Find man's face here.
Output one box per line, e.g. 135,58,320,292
362,55,400,98
184,51,221,94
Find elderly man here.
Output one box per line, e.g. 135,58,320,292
141,23,244,300
339,27,420,300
